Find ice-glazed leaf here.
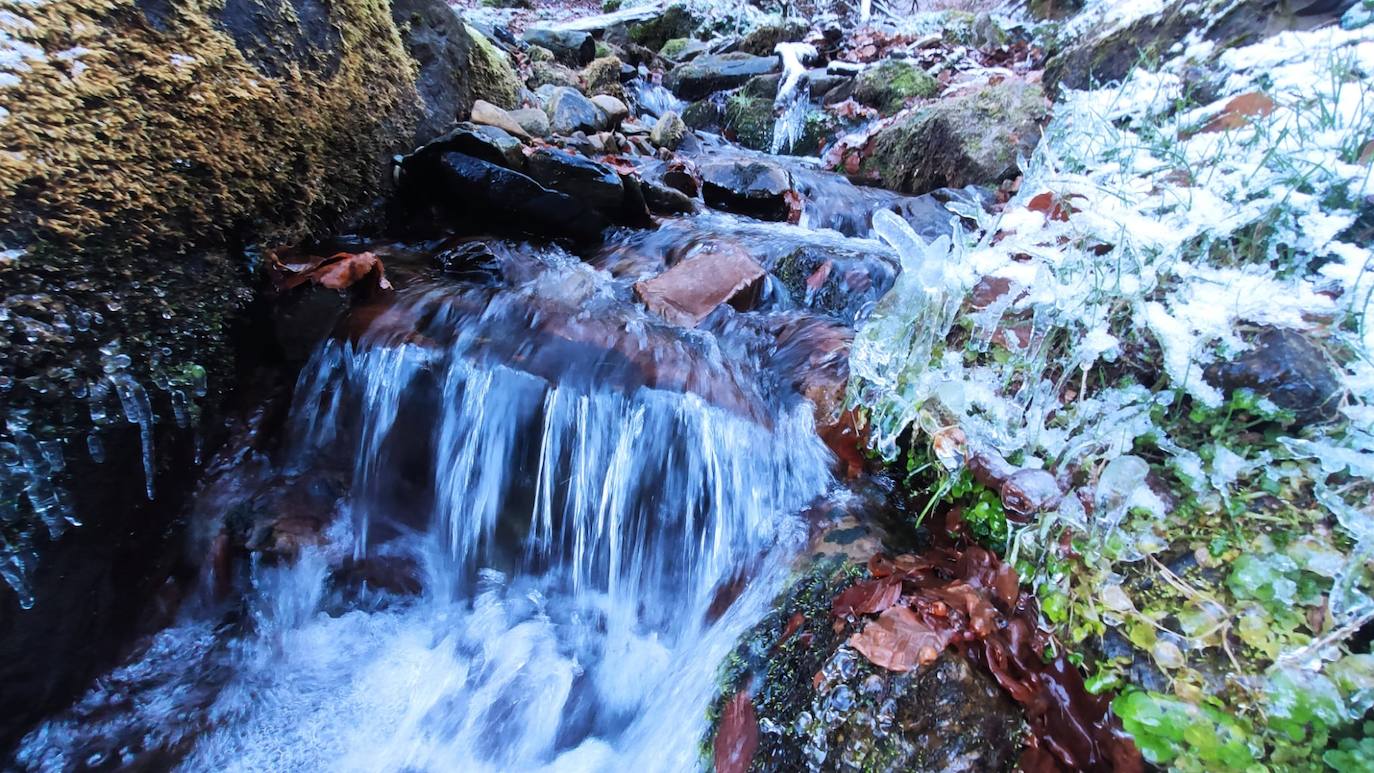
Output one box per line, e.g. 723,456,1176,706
849,605,952,672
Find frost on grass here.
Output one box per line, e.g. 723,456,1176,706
850,20,1374,770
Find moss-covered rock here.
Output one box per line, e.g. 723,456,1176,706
860,80,1048,194
465,24,521,109
724,95,777,151
0,0,466,748
581,55,625,101
853,59,939,114
735,19,809,57
707,560,1024,772
627,2,698,51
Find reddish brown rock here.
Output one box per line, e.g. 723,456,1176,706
634,246,765,327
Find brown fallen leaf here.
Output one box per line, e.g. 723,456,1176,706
714,691,758,773
271,250,392,294
804,260,833,292
832,575,902,618
1026,191,1076,222
1199,92,1275,134
849,605,953,672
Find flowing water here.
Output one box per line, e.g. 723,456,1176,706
13,234,853,771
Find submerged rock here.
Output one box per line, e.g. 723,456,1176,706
1204,327,1342,426
861,80,1047,194
664,53,782,100
634,246,766,327
699,159,795,221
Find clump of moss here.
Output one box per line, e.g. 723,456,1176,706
853,60,939,114
581,55,625,100
659,37,691,59
627,3,697,51
724,94,775,150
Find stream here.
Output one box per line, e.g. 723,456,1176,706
12,140,965,769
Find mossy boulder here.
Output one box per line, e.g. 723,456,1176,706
708,560,1024,772
735,19,809,56
0,0,472,750
860,80,1048,194
627,2,699,51
724,95,777,151
465,24,521,110
581,55,626,100
853,59,939,114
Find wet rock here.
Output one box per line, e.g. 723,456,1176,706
853,59,939,114
664,52,782,100
641,179,699,215
522,27,595,66
1204,327,1342,426
681,99,724,131
591,94,630,126
525,147,625,211
723,95,774,150
698,159,794,221
741,73,783,99
393,0,478,141
415,152,607,241
650,110,689,150
405,122,523,170
709,561,1024,773
770,245,898,323
634,246,766,326
861,80,1047,194
471,125,526,167
471,99,530,139
508,107,551,137
546,86,605,134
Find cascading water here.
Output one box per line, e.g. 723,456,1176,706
14,241,835,771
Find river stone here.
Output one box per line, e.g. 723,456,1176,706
508,107,552,137
650,110,689,149
405,122,522,170
0,0,463,749
582,55,626,99
529,60,582,90
698,159,794,221
522,27,596,66
634,247,766,327
660,37,709,62
430,152,608,240
591,94,630,126
1203,327,1342,426
525,147,626,211
546,87,606,134
861,79,1048,194
471,99,531,139
627,2,698,50
733,19,810,56
664,52,782,100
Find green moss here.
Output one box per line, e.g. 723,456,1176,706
659,37,690,59
581,55,624,99
724,94,774,151
0,0,419,249
627,3,696,50
853,60,939,114
464,24,521,109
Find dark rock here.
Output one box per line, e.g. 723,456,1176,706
698,159,794,221
634,245,766,326
681,99,724,131
769,244,898,323
741,72,783,99
471,125,526,167
723,95,775,150
641,179,699,214
546,86,605,134
406,151,608,241
525,147,626,211
434,240,504,283
404,122,523,170
862,80,1047,194
522,26,595,66
392,0,475,140
660,37,709,62
1204,327,1342,426
664,52,781,100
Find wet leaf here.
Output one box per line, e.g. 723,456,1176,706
714,691,758,773
832,575,902,618
849,605,952,672
270,250,392,294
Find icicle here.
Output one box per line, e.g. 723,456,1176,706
111,372,156,500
